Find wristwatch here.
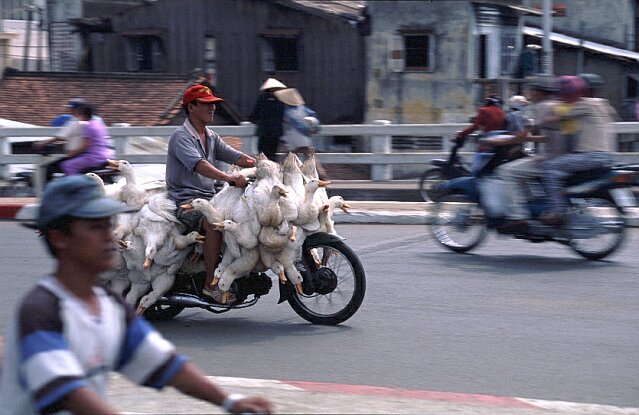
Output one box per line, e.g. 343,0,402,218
222,393,247,413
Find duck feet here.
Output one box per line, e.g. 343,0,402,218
210,276,220,288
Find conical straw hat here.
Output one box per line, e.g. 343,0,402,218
274,88,305,106
259,78,287,91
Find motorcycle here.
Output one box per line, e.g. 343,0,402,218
418,132,526,202
142,231,366,325
428,143,639,260
418,137,472,202
9,143,120,194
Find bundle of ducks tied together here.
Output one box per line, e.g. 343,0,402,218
88,152,351,313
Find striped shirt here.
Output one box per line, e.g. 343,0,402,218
0,275,188,414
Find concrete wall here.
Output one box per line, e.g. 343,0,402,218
365,1,475,124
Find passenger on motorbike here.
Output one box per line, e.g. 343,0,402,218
539,74,617,224
35,99,114,181
490,76,563,232
454,95,506,176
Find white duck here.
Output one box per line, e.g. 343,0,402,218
121,234,151,306
293,178,330,232
85,172,139,241
318,195,351,235
106,159,148,210
282,152,305,200
210,220,260,304
134,193,183,270
99,239,132,295
180,198,224,224
258,221,298,286
84,171,126,199
301,151,330,211
135,230,205,315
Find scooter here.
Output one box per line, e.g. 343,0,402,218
428,151,638,260
9,143,120,195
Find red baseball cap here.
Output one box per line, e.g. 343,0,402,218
182,84,223,105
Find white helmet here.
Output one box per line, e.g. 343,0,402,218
508,95,529,109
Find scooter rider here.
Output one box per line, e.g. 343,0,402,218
454,95,507,176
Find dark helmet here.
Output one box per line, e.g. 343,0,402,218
578,73,603,90
556,75,587,102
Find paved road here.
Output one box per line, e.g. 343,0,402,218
1,222,637,413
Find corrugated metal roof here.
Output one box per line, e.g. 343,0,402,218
523,26,639,62
290,0,366,21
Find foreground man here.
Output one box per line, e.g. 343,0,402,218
0,175,272,414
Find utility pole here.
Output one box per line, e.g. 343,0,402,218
37,6,43,71
22,5,34,71
542,0,553,76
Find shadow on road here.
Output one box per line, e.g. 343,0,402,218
151,315,355,347
421,251,624,275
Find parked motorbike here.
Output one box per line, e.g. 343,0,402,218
143,231,366,325
428,147,639,260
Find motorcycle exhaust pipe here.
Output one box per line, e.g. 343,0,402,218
158,293,211,308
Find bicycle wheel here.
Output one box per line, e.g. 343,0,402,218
418,167,446,202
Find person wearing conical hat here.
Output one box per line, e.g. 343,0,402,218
274,88,328,180
249,77,287,161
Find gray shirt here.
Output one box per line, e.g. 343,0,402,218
166,120,242,204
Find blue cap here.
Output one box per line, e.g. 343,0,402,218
36,175,135,230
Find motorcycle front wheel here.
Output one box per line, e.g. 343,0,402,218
568,197,625,260
418,167,445,202
430,194,487,253
288,240,366,325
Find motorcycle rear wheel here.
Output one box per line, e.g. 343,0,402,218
288,240,366,325
568,197,625,260
143,303,185,321
418,167,445,202
430,194,487,253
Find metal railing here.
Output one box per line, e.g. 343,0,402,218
1,121,638,191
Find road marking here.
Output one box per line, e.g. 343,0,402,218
206,376,639,413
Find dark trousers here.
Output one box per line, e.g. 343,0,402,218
258,135,280,161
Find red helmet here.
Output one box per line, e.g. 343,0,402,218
555,75,587,102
